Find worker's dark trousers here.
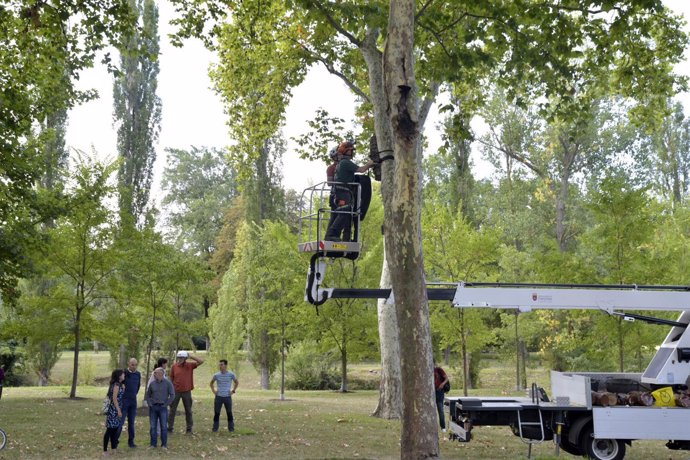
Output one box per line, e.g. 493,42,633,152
213,395,234,431
325,203,352,241
435,390,446,429
168,391,193,431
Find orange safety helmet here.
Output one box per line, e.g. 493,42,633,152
337,140,355,155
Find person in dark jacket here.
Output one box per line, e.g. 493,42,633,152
325,140,374,241
119,358,141,448
145,368,175,449
434,361,449,432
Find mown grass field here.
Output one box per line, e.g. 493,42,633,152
0,352,684,459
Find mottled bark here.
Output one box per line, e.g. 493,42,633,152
384,1,439,458
372,252,402,418
362,26,402,420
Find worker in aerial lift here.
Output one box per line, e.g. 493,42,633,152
326,146,339,209
325,146,340,236
325,140,375,241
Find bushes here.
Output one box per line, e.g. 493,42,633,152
0,344,25,386
347,377,379,391
286,341,339,390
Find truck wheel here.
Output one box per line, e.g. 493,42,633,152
559,437,582,456
579,426,625,460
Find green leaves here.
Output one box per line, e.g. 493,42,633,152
1,0,138,300
113,0,162,225
292,109,349,163
209,0,309,184
212,220,303,381
161,146,239,258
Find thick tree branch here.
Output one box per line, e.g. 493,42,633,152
308,0,363,48
416,20,453,60
434,12,470,34
362,24,382,58
419,81,440,127
295,41,370,103
415,0,435,21
476,137,547,178
536,3,625,16
84,267,116,303
420,9,560,69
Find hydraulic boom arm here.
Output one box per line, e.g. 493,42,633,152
306,281,690,385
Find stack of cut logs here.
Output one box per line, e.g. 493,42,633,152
591,390,690,407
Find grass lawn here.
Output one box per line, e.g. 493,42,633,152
0,352,684,459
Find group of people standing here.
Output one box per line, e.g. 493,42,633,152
102,352,239,456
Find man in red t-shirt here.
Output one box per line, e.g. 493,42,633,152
434,361,449,432
167,351,204,434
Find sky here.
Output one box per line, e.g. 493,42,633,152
66,1,690,204
65,2,373,197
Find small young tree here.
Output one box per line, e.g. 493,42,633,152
12,280,70,386
423,197,500,394
43,156,118,398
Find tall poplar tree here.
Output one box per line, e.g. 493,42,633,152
113,0,162,225
648,101,690,206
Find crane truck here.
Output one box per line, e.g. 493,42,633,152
298,181,690,459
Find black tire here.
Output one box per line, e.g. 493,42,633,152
579,426,625,460
0,428,7,450
559,436,582,456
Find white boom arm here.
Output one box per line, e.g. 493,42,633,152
452,284,690,312
451,283,690,386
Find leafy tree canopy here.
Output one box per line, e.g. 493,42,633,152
1,1,138,303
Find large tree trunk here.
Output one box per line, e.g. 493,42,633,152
362,26,402,420
384,2,439,458
362,23,438,423
372,253,401,417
